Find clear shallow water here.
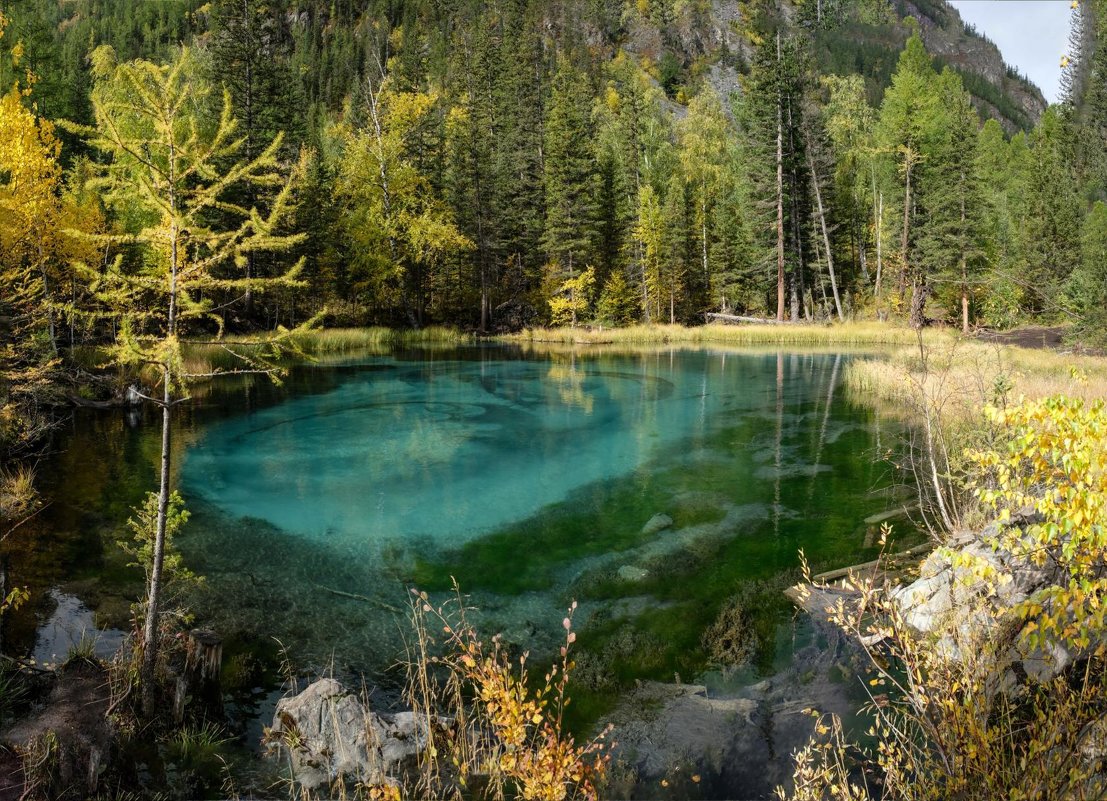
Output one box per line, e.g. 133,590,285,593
169,347,910,691
4,344,913,736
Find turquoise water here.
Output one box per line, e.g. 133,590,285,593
168,346,908,697
3,345,910,733
0,343,912,797
183,349,861,548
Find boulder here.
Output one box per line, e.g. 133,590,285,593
268,678,430,791
617,565,650,583
640,513,673,537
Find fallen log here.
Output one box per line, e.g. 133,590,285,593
705,313,792,325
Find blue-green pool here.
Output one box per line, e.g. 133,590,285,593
170,346,906,696
5,344,912,738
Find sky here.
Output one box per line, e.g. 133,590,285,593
948,0,1075,104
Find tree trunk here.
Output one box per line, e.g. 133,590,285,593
909,279,928,330
142,368,172,716
775,33,786,322
807,146,844,321
875,191,883,298
898,157,913,304
960,174,969,334
143,147,180,717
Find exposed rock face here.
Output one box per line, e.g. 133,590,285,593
886,528,1096,680
269,679,431,791
903,0,1047,129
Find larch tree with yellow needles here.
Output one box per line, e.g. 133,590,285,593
68,44,309,716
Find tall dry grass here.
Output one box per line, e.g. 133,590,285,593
844,338,1107,420
506,322,953,347
179,327,471,376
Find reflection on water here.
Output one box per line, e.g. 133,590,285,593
2,345,912,735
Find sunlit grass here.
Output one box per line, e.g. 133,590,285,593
844,339,1107,422
504,322,953,347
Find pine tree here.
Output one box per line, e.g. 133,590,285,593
1019,107,1082,314
1070,200,1107,343
490,1,547,324
73,46,309,715
916,68,985,332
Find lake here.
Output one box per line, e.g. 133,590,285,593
1,344,912,792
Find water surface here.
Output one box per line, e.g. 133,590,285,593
3,345,911,741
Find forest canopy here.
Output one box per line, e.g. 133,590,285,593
0,0,1105,342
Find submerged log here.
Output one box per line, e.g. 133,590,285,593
705,313,793,326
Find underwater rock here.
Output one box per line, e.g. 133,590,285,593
640,513,674,536
617,565,650,582
268,678,430,791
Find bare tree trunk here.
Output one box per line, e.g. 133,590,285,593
875,190,884,298
142,370,172,716
807,145,844,321
960,173,969,334
775,33,786,322
701,193,709,295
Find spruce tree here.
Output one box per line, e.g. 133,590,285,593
542,56,598,324
916,68,985,332
877,29,940,326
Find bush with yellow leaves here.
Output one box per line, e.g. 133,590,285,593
968,394,1107,656
778,393,1107,801
396,586,611,801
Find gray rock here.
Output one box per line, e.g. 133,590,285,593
892,573,954,634
640,513,673,536
269,678,431,791
617,565,650,582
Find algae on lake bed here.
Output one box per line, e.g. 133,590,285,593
6,345,915,741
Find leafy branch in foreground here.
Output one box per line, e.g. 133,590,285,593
400,587,611,801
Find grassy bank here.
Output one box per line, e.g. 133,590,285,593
844,338,1107,422
505,322,953,347
180,326,472,375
